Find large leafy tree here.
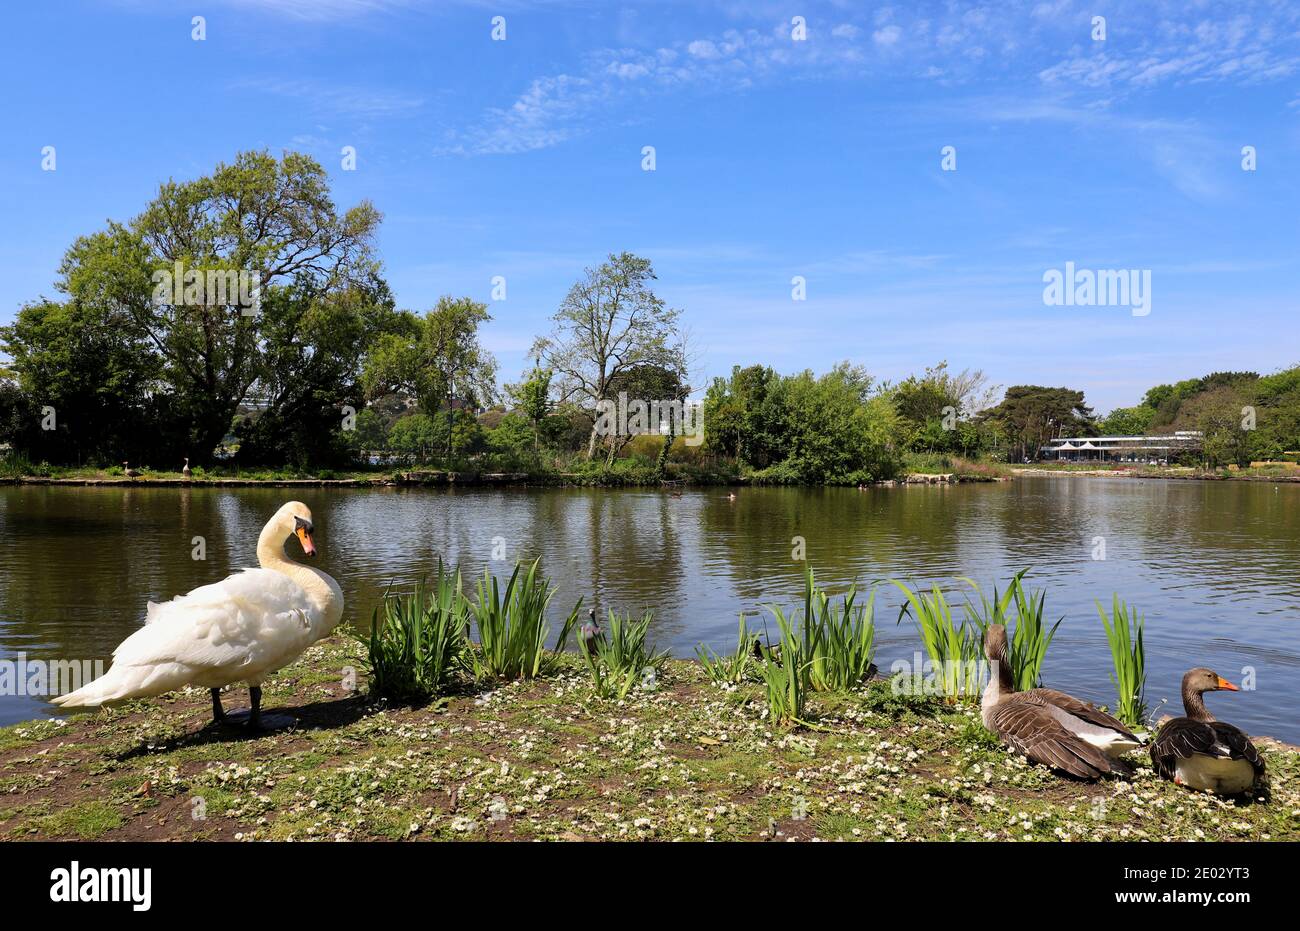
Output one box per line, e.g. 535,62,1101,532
532,252,685,459
362,296,497,462
236,273,401,466
36,150,382,463
982,386,1095,461
1,297,162,464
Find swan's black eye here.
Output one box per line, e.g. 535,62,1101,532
294,516,313,533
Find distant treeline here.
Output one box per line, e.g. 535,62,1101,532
1,151,1296,481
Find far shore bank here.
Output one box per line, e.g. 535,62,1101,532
5,465,1298,488
1011,465,1300,483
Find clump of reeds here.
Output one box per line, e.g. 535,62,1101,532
890,579,984,700
579,609,667,700
753,567,878,724
469,558,581,680
961,569,1061,690
758,600,810,725
695,613,757,686
806,572,877,691
361,562,469,700
1097,594,1147,727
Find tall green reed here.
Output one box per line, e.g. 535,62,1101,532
579,609,667,700
361,563,468,700
890,579,984,700
754,567,879,724
469,558,582,680
806,572,877,691
1097,594,1147,727
759,600,810,726
960,569,1062,690
695,612,756,686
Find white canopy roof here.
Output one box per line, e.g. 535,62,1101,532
1078,441,1097,449
1057,442,1078,450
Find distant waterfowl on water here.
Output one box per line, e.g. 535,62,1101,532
1150,668,1265,795
52,502,343,730
981,625,1141,780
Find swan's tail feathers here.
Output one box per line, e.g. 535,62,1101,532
50,663,184,709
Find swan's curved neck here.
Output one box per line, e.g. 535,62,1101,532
257,523,343,631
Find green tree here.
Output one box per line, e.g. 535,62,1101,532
5,151,382,465
363,296,497,463
532,252,685,459
982,386,1095,461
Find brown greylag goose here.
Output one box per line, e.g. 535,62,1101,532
981,624,1140,779
1150,668,1265,795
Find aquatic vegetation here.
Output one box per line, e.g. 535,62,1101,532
579,609,668,700
758,602,811,725
1098,595,1147,727
469,559,582,681
695,613,757,686
890,579,984,700
361,563,469,700
806,572,877,692
961,569,1062,690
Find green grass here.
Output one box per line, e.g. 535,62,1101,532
1098,595,1147,728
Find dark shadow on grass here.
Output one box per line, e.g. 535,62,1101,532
113,692,376,761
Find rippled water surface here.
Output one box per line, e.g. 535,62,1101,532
1,479,1297,740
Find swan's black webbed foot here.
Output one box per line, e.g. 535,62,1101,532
210,688,226,724
245,686,263,732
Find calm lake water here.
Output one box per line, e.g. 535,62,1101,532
1,478,1297,741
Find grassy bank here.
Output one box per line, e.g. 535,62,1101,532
1011,462,1300,482
2,637,1295,842
1,461,740,488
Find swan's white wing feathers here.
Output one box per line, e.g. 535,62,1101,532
113,569,316,675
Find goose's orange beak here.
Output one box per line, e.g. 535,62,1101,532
296,527,316,557
1217,677,1239,691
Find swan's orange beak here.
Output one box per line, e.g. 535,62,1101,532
1217,677,1239,691
296,526,316,557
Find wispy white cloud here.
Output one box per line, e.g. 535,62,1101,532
437,2,1300,157
233,77,425,119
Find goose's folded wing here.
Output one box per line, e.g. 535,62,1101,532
113,569,314,672
990,698,1117,779
1150,718,1221,778
1210,722,1266,776
1028,688,1141,742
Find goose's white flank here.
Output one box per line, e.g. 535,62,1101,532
52,501,343,729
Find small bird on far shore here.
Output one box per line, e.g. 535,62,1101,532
122,461,139,479
182,457,192,480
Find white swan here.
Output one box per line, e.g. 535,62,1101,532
52,501,343,729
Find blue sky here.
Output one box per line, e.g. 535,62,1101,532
2,0,1298,411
